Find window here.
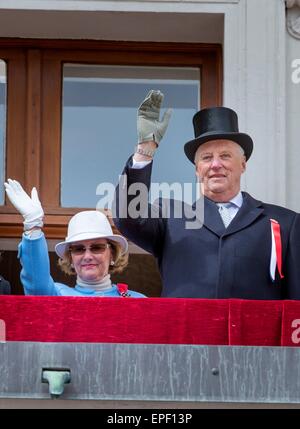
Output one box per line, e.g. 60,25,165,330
61,64,200,208
0,39,222,239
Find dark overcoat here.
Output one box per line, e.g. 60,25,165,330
114,160,300,299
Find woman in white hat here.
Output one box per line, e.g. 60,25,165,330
4,179,146,297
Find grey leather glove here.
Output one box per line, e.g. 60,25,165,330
137,90,172,145
4,179,44,230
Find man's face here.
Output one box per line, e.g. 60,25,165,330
195,139,246,201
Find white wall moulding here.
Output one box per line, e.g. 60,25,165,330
0,11,224,42
286,0,300,39
0,0,240,10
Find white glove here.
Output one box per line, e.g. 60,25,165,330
4,179,44,230
137,90,172,145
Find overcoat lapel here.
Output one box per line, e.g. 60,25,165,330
225,192,264,235
203,197,226,236
202,192,265,237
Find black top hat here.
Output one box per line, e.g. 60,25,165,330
184,106,253,164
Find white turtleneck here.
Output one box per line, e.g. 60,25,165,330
76,274,113,291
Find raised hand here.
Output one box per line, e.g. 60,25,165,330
4,179,44,230
137,90,172,145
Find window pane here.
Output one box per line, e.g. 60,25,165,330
61,65,200,208
0,60,6,205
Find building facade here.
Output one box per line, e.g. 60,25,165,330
0,0,299,294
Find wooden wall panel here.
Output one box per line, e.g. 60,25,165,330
25,49,42,190
40,57,62,208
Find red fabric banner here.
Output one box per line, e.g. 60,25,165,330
228,299,283,346
0,296,299,345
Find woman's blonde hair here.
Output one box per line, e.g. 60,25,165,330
58,240,128,276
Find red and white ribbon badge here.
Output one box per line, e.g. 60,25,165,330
270,219,284,281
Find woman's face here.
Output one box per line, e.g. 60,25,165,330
69,238,112,282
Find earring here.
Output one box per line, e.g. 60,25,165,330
71,263,74,268
110,261,115,266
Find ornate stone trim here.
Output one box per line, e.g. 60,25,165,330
286,0,300,39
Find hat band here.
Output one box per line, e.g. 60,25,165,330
66,231,113,243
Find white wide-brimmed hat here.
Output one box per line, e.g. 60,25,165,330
55,210,128,258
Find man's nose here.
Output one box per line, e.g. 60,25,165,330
210,157,223,168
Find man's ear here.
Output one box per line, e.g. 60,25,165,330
241,157,247,173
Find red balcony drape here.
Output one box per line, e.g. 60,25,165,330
0,296,299,346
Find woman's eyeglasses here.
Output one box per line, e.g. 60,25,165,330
69,243,111,255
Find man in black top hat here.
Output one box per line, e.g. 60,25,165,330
114,90,300,299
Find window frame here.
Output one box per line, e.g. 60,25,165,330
0,38,222,239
